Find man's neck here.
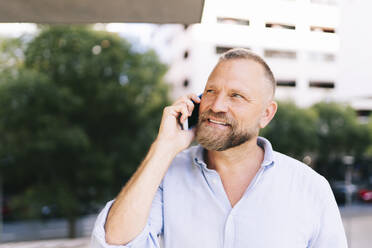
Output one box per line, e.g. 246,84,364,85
204,136,264,174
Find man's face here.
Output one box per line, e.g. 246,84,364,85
196,59,272,151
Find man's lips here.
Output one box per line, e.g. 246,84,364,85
207,118,230,126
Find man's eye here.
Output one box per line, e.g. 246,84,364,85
232,93,242,98
206,89,214,93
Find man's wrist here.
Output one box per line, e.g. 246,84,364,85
152,138,182,159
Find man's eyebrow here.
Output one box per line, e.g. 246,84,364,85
205,84,251,96
229,88,250,96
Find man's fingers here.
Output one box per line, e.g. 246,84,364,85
174,94,201,106
173,94,200,114
183,99,195,114
189,94,201,103
177,104,190,123
165,104,190,123
164,94,201,129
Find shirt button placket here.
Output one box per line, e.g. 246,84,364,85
223,212,235,248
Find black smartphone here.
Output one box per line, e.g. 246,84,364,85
182,94,202,130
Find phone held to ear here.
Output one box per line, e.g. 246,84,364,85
181,94,202,130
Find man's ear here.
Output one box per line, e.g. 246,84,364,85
259,100,278,129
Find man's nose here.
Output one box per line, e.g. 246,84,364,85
210,94,228,113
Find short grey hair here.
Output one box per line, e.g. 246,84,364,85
219,48,276,97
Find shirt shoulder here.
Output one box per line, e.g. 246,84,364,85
171,145,196,167
272,151,332,202
273,151,322,179
162,145,199,181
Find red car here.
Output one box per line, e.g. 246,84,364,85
359,186,372,202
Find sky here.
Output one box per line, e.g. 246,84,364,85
0,22,177,63
0,23,38,37
0,23,158,50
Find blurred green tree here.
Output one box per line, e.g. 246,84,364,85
311,102,370,178
260,101,371,181
260,101,318,163
0,26,169,237
367,115,372,157
0,37,26,74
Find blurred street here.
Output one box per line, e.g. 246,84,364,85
341,204,372,248
1,215,96,243
0,237,90,248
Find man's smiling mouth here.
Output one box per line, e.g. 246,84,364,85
208,118,229,126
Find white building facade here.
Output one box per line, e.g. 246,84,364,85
336,0,372,122
164,0,341,107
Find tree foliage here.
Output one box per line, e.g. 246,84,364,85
365,115,372,157
312,102,369,158
0,37,26,74
0,26,169,237
311,102,370,177
262,100,371,180
260,101,318,161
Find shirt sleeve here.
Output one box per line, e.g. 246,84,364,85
309,177,348,248
90,184,164,248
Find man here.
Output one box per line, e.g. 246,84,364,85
91,48,347,248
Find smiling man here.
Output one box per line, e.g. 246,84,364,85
91,48,348,248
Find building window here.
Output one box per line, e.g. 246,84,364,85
276,80,296,87
184,50,189,59
216,46,250,54
217,17,250,26
183,79,189,88
311,0,339,6
216,46,233,54
264,49,297,59
310,26,335,33
265,22,296,30
309,52,335,62
309,81,335,89
356,110,371,118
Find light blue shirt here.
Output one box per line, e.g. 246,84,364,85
91,136,347,248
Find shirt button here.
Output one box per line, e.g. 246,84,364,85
212,179,218,184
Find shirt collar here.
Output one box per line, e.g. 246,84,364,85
257,136,275,167
190,136,275,169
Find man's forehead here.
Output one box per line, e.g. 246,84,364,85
206,59,267,89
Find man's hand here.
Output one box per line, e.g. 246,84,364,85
156,94,201,154
105,94,201,245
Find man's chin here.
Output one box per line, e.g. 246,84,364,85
198,142,228,151
195,134,231,151
196,131,255,151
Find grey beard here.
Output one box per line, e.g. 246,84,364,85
195,119,256,151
